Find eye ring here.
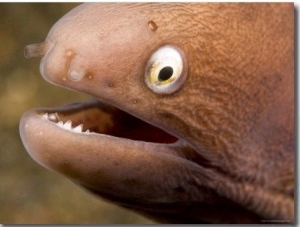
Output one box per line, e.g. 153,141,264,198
145,45,187,94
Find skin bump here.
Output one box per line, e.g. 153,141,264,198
148,21,158,31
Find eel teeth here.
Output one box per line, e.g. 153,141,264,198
64,120,72,130
42,113,48,120
48,113,59,122
57,121,64,127
42,113,91,134
73,124,83,133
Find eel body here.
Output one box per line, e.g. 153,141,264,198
20,3,294,224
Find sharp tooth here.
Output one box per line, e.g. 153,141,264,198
64,120,72,130
73,124,83,133
56,120,87,134
48,112,59,122
57,121,64,127
42,113,48,120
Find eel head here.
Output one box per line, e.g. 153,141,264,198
20,3,294,223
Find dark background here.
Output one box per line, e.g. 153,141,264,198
0,3,153,224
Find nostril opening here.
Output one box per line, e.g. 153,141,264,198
24,42,50,58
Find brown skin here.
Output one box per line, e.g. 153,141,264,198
20,3,294,223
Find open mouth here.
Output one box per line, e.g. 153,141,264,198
20,97,211,173
20,96,206,198
36,99,178,144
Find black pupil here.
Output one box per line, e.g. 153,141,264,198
158,66,173,81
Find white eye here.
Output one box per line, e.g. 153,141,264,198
145,45,187,94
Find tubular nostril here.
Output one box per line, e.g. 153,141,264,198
24,42,50,58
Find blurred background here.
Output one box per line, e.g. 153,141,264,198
0,3,154,224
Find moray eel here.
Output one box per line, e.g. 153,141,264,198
20,3,294,224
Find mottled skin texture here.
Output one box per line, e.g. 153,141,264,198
20,3,294,224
